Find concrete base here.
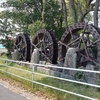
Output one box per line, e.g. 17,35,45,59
12,49,19,60
63,48,77,76
37,66,75,80
30,49,39,69
35,64,98,84
84,64,97,84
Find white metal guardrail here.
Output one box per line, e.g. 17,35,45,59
0,58,99,100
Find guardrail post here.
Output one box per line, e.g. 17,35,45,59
32,63,34,87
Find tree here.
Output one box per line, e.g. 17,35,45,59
94,0,100,27
43,0,65,39
68,0,94,23
28,20,45,36
77,0,94,22
61,0,68,27
69,0,77,23
1,0,99,42
0,18,15,57
1,0,65,40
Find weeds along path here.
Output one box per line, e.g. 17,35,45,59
0,78,53,100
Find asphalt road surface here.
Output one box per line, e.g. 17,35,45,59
0,83,29,100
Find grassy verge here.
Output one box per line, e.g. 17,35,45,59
0,59,100,100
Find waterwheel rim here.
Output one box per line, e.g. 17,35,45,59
14,34,31,62
59,22,100,67
31,29,58,64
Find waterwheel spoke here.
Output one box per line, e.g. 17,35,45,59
59,41,69,48
20,53,26,61
81,36,89,58
86,39,100,47
44,42,53,49
32,29,58,64
80,53,99,66
32,43,51,62
14,44,20,51
20,45,27,51
68,37,80,47
69,27,74,39
59,22,100,67
14,34,31,62
82,23,88,34
37,34,39,43
35,40,43,47
17,38,23,47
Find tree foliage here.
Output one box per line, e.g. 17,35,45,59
0,0,99,56
28,20,45,36
1,0,65,39
0,18,15,57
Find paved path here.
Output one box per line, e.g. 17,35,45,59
0,83,29,100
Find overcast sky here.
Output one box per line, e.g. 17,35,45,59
0,0,6,12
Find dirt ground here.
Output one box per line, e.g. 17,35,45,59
0,78,53,100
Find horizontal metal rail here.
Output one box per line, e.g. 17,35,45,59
0,58,100,74
1,63,100,88
0,68,96,100
34,72,100,88
0,58,99,100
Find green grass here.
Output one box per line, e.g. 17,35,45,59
0,58,100,100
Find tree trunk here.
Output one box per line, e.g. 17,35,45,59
61,0,68,27
78,0,94,22
94,0,100,27
69,0,77,23
79,9,90,22
42,0,45,22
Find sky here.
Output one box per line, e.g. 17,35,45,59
0,0,6,12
